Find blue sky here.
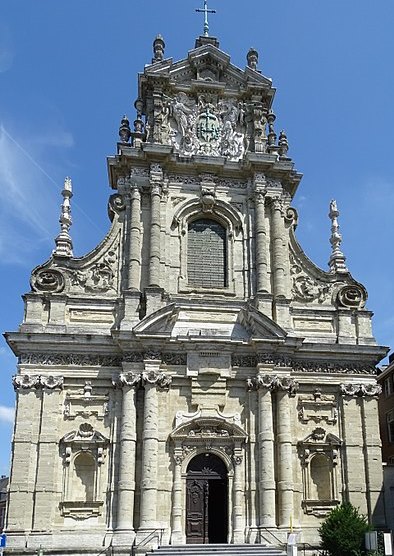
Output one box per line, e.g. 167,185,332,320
0,1,394,475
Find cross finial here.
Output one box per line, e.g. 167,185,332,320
196,0,216,37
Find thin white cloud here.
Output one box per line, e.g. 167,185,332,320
0,24,14,73
0,125,71,264
0,406,14,425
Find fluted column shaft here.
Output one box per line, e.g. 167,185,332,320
276,389,293,527
255,192,269,293
139,382,159,528
149,184,162,287
258,388,276,527
127,186,141,290
270,199,287,298
116,385,137,532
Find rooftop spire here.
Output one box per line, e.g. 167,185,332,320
328,199,348,274
196,0,216,37
54,177,73,258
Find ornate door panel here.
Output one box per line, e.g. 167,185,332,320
186,479,208,544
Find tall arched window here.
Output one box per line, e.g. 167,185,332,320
188,218,227,288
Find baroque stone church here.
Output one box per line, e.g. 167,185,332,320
5,28,387,556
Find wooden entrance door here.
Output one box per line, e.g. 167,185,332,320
186,454,228,544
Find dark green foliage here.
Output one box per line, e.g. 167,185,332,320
319,503,370,556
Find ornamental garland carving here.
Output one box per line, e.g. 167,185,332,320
340,383,381,397
113,371,172,391
232,354,376,374
31,269,65,293
163,93,247,161
13,374,63,390
247,374,299,395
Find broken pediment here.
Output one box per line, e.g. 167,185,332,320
133,302,287,343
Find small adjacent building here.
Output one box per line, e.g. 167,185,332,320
0,476,9,533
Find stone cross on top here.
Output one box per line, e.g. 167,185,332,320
196,0,216,37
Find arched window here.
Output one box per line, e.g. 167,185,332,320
188,218,227,288
310,454,331,500
73,452,95,502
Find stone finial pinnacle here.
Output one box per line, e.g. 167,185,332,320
247,48,259,71
152,34,165,63
328,199,348,274
54,177,73,258
119,115,131,143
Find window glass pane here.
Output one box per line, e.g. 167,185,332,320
188,219,227,288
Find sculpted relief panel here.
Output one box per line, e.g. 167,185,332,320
158,93,249,161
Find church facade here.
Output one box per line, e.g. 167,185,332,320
5,33,387,556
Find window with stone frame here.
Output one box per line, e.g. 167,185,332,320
59,423,108,519
187,218,227,289
298,427,341,517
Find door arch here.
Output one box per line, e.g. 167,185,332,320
186,453,228,544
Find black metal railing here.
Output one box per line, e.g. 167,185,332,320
131,528,164,556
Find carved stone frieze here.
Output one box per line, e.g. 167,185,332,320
31,269,65,293
13,374,63,390
340,383,381,397
19,353,122,367
162,352,187,366
123,352,144,363
232,354,257,367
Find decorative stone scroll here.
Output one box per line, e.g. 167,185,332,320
31,268,65,293
336,284,366,309
290,252,331,304
12,374,63,391
247,374,299,396
340,383,381,397
69,245,119,294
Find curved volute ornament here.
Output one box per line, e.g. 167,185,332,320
31,268,65,293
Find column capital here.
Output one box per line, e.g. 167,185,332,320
12,374,64,391
113,371,141,389
340,383,381,398
247,374,298,396
142,370,172,390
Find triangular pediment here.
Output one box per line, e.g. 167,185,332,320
133,302,287,343
140,43,273,95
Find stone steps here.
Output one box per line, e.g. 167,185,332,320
152,544,286,556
